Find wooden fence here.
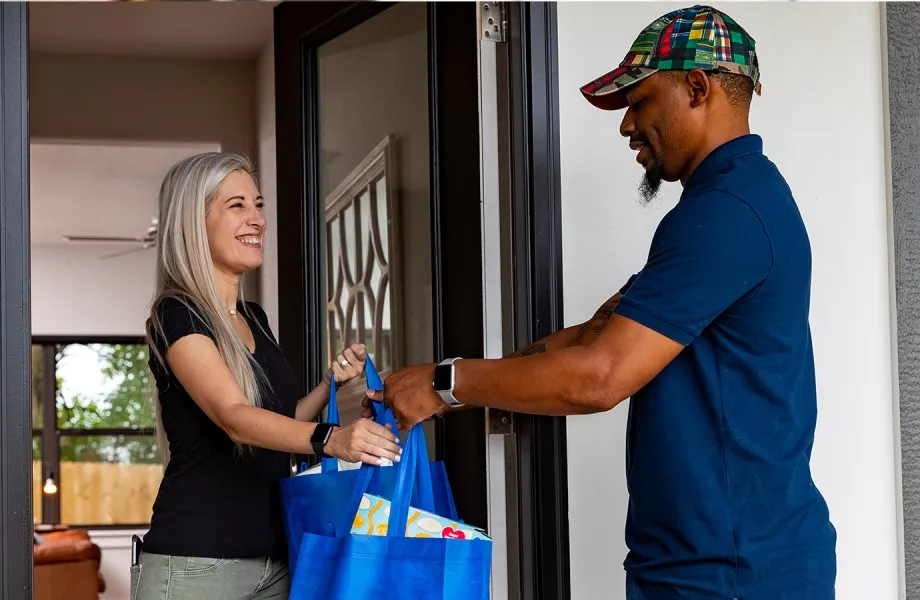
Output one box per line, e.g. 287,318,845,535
33,461,163,525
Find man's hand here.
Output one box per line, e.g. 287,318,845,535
365,363,445,430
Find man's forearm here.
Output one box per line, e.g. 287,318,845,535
505,325,582,358
454,345,616,416
450,292,626,416
504,292,623,358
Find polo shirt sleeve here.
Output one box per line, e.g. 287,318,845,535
614,191,774,346
619,273,639,295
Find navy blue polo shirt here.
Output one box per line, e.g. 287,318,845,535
615,135,837,599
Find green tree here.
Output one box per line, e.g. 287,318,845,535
57,344,159,465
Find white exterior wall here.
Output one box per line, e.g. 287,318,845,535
558,3,899,599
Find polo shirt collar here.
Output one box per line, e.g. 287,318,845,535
684,134,763,193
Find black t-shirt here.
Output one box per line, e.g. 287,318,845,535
142,297,301,559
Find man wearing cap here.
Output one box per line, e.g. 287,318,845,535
375,5,836,599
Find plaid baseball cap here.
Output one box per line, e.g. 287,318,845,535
580,5,761,111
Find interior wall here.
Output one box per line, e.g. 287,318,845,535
30,52,260,303
256,41,279,336
87,528,147,600
30,53,256,156
32,245,155,337
557,3,898,599
30,138,221,337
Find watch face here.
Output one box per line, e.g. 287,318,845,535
311,423,334,445
433,364,453,392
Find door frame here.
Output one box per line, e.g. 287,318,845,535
0,3,33,599
273,1,490,528
505,4,571,598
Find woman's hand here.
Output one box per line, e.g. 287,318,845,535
326,418,402,465
328,343,367,387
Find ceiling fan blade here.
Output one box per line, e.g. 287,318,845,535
100,246,152,260
63,235,146,243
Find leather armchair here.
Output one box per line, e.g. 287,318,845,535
33,529,106,600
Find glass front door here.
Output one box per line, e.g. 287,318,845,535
314,5,434,445
274,2,488,528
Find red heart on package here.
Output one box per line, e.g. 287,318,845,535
441,526,466,540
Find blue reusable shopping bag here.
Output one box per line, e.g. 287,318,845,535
289,424,492,600
279,355,459,572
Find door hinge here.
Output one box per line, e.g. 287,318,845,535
487,408,514,435
479,2,507,43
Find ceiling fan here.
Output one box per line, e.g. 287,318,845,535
62,216,158,260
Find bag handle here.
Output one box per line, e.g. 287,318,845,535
365,356,398,433
336,423,435,538
321,353,395,473
386,424,433,538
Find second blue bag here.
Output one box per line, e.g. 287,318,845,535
279,355,459,572
289,425,492,600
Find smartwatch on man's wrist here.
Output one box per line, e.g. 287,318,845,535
311,423,335,458
433,357,464,408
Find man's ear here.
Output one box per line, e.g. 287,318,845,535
685,69,711,108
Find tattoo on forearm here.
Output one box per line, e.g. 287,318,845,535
508,292,621,356
590,301,618,333
512,342,547,357
577,293,622,342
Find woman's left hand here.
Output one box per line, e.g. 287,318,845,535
329,343,367,386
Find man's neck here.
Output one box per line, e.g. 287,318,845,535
679,121,751,187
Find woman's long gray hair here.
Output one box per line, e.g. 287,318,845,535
146,152,267,462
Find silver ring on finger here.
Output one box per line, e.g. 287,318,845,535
340,358,349,368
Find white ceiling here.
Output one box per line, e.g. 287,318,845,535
30,140,220,248
29,1,276,59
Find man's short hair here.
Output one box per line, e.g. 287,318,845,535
711,72,755,107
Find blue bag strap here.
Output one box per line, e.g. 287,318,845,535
320,354,393,473
365,352,435,512
386,424,434,538
335,462,378,538
320,370,340,473
410,424,435,513
365,355,399,432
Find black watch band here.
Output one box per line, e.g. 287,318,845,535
311,423,335,459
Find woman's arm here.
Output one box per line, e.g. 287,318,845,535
166,334,400,464
296,381,332,423
295,343,367,422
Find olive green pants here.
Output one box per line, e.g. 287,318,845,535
131,552,290,600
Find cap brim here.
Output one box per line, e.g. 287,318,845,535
580,65,658,111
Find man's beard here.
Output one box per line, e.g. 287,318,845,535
638,153,664,204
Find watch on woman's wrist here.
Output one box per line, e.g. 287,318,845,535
311,423,335,458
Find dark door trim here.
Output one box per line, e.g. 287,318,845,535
426,1,489,529
0,3,33,599
885,4,919,595
507,4,572,599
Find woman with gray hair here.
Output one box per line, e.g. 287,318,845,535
131,152,400,599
